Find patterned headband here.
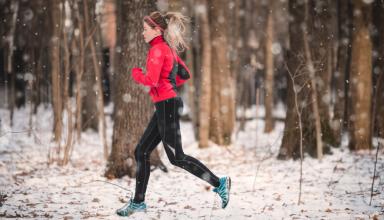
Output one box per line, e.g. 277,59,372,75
144,16,164,32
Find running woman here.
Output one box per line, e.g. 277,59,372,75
116,11,231,217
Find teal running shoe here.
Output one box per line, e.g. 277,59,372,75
213,176,231,209
116,199,147,216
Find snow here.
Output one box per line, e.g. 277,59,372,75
0,104,383,219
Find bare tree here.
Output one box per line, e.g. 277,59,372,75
348,0,372,150
285,63,304,204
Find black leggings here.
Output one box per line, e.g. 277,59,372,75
133,97,220,203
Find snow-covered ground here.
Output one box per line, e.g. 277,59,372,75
0,104,383,219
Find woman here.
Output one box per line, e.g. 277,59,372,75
116,11,231,217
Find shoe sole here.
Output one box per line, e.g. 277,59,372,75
116,209,147,216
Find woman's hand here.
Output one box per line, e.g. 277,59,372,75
131,67,142,82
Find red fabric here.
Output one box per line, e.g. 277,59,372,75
131,36,191,103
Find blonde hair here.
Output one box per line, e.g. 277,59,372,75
144,11,189,53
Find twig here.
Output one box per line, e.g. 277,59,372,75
370,135,381,205
0,129,33,138
285,60,304,205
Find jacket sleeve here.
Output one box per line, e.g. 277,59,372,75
131,46,165,87
175,55,191,87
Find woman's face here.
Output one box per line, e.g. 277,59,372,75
142,22,161,43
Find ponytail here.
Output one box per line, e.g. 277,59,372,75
164,12,189,53
144,11,189,53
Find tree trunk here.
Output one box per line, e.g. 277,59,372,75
303,0,324,160
62,2,73,165
348,0,372,150
334,0,352,145
195,0,211,148
374,1,384,138
81,1,98,131
189,11,201,141
100,0,116,105
49,0,63,143
308,0,336,149
278,0,316,159
208,0,236,146
264,1,275,133
83,0,109,160
73,0,85,142
235,0,254,135
105,0,162,178
3,1,19,127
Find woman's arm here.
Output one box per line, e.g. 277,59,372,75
132,46,165,87
175,55,191,87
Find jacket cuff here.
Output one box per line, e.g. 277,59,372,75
131,67,142,82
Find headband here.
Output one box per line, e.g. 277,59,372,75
144,16,164,32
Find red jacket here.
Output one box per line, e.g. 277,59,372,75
131,36,191,103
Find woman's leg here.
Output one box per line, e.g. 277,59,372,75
155,97,220,188
133,113,162,203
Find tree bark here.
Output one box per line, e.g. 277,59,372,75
348,0,372,150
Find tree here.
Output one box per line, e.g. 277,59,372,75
83,0,109,159
105,0,165,178
334,0,352,145
195,0,211,148
307,0,336,148
373,0,384,139
348,0,372,150
49,0,63,143
278,0,326,159
208,0,236,146
1,1,19,127
264,0,275,133
80,0,99,131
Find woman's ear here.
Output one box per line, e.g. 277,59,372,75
155,27,162,35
